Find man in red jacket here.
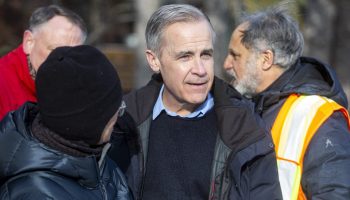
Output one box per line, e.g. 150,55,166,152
0,4,87,120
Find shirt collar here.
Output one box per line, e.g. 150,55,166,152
152,85,214,120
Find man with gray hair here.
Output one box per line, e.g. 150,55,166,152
109,3,282,200
0,4,87,120
224,5,350,200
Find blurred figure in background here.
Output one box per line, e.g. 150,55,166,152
0,4,87,120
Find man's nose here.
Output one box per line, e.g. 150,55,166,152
192,58,207,76
223,56,232,70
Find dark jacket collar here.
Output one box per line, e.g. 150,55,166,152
253,56,348,113
0,103,101,188
124,74,243,125
123,74,266,153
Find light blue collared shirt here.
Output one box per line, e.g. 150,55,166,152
152,85,214,120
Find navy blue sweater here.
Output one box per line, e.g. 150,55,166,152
142,110,218,200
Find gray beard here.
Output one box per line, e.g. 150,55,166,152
235,72,259,98
226,60,260,98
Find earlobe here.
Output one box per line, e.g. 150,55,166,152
23,30,34,54
145,50,160,73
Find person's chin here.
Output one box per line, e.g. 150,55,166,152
187,93,209,105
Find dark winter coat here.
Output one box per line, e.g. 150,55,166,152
109,75,282,200
0,103,132,200
252,57,350,199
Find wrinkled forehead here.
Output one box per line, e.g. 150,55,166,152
161,20,214,45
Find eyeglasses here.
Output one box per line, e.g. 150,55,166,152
117,101,126,117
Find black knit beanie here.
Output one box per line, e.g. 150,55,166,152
35,45,122,145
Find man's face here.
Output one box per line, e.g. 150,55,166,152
223,23,262,97
147,20,214,115
23,16,84,71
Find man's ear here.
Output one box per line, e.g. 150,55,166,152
145,50,161,73
261,50,274,71
22,30,34,55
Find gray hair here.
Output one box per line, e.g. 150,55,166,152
28,4,87,42
145,4,216,56
240,5,304,69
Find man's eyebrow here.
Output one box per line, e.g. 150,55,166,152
202,48,213,54
229,48,239,56
175,50,194,57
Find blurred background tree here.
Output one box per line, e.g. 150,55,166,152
0,0,349,108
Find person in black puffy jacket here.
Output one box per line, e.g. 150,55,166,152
0,45,132,200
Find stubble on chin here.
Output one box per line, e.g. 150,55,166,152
225,70,236,86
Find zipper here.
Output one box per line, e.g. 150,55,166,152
137,146,146,200
101,180,108,200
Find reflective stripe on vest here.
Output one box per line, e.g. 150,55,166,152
271,94,350,200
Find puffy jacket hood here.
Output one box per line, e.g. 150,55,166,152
254,56,348,112
0,103,100,188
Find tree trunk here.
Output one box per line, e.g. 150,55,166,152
205,0,236,80
303,0,336,62
331,0,350,108
134,0,160,88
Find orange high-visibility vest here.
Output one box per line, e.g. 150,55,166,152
271,94,350,200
